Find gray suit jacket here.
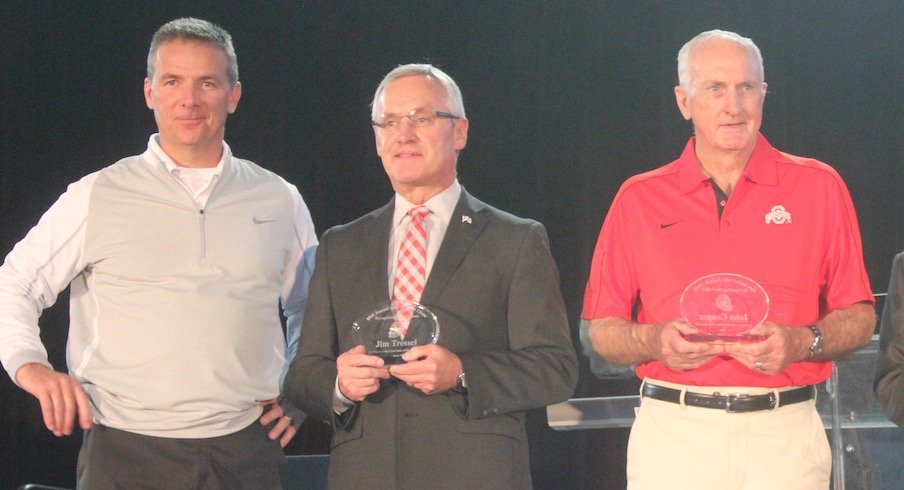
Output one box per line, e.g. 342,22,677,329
875,251,904,427
285,189,578,489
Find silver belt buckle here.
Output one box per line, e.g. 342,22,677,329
724,393,748,413
722,392,777,412
767,392,778,410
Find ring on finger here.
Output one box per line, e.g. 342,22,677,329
754,360,764,371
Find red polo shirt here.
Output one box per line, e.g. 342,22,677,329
582,133,873,387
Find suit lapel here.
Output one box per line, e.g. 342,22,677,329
358,199,395,307
421,190,486,304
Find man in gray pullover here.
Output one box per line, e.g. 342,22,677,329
0,18,317,488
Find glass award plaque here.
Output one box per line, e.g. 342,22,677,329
351,303,439,364
679,273,769,342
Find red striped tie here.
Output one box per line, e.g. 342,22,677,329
392,206,430,337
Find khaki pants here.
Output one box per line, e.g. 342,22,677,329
627,379,830,490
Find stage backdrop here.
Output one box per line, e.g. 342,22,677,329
1,1,902,488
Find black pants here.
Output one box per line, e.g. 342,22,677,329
76,421,284,489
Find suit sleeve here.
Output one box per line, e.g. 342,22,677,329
875,252,904,427
284,229,341,424
460,222,578,419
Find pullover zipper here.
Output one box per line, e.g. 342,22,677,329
199,208,208,264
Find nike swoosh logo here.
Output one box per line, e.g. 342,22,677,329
660,221,681,229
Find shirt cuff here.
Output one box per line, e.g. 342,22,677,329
332,376,356,414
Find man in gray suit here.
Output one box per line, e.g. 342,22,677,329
875,252,904,427
284,64,578,489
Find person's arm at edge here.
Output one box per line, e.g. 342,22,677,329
875,252,904,426
0,174,97,436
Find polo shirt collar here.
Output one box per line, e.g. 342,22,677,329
741,133,779,186
145,133,231,175
677,132,778,194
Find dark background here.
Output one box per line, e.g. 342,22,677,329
1,1,902,488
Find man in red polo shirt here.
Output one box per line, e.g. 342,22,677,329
583,29,875,489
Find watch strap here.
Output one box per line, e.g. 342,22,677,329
807,325,824,359
453,371,468,393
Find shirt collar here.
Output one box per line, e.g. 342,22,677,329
145,133,230,176
741,133,779,186
393,180,462,226
677,132,778,194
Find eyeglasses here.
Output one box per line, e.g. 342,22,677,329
372,110,460,131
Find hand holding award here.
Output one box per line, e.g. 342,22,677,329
351,302,440,364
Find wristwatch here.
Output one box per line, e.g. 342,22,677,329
808,325,824,359
453,371,468,394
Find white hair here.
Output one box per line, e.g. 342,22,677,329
370,64,465,121
677,29,764,94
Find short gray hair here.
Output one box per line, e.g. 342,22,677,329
677,29,763,93
371,64,466,121
147,18,239,85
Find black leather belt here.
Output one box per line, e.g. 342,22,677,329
642,382,815,413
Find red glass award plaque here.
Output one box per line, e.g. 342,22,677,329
679,273,769,342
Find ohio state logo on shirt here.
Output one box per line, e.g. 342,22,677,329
765,205,792,225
